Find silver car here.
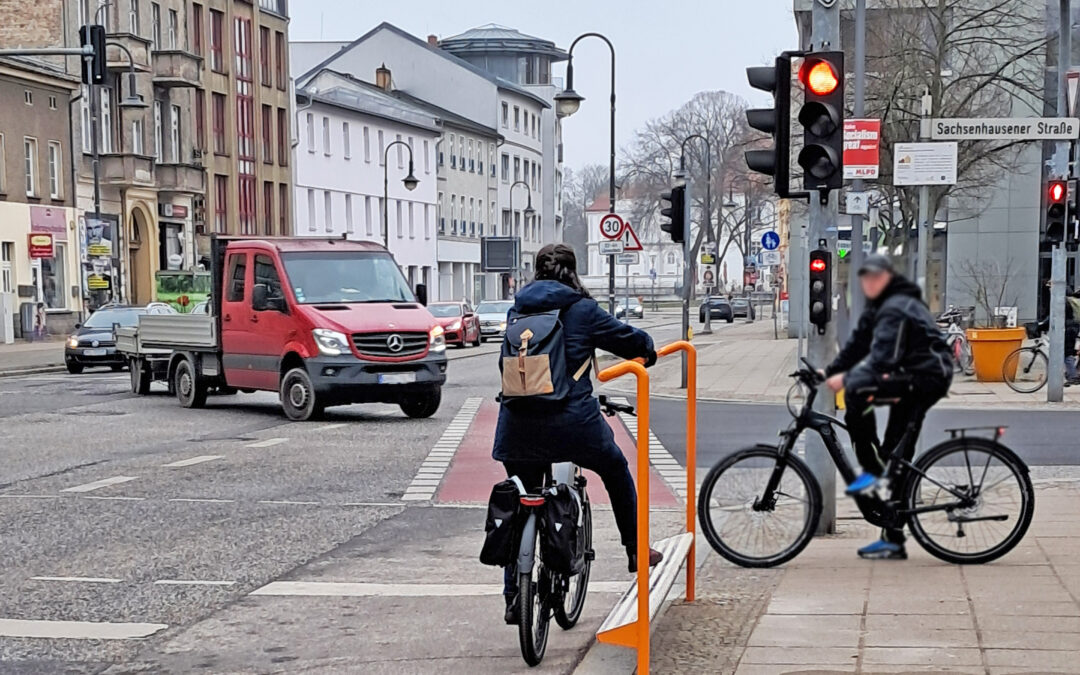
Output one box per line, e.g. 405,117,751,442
475,300,513,342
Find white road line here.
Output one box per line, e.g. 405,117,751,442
257,500,319,506
30,576,121,584
246,437,287,448
163,455,224,468
61,476,138,493
341,501,405,507
250,581,629,598
167,497,235,503
0,618,167,640
154,579,235,586
82,496,145,501
400,397,483,502
316,423,347,431
0,494,59,500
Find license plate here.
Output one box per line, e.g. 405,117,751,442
84,348,107,356
378,372,416,384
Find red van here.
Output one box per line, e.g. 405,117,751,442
121,237,447,421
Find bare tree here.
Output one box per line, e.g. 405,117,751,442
952,257,1021,327
561,164,610,272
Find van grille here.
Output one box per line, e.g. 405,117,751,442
352,331,428,357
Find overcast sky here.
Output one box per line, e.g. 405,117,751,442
289,0,798,170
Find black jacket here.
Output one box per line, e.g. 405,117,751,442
826,275,952,391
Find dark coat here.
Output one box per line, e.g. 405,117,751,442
826,275,953,392
492,281,655,463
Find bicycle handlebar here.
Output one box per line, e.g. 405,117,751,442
790,357,825,386
598,394,636,417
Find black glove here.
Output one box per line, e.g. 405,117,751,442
643,350,658,368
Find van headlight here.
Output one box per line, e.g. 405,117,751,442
429,325,446,353
67,335,80,349
313,328,350,356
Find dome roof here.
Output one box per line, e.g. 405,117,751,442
440,24,567,61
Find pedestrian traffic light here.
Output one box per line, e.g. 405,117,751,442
79,24,107,85
745,55,794,198
660,185,686,243
808,249,831,334
797,52,844,193
1045,179,1068,244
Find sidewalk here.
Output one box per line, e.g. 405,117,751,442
0,338,66,376
648,480,1080,674
622,319,1080,409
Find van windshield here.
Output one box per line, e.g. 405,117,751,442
281,251,415,304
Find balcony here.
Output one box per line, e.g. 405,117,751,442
105,33,152,72
98,152,155,187
152,50,202,88
157,163,205,194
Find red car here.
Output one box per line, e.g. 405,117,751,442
427,301,481,347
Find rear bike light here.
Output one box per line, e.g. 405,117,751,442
519,496,545,507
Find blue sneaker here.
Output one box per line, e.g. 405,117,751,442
845,472,879,495
857,539,907,560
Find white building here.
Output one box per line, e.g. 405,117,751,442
293,69,440,294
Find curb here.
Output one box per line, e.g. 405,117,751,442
0,365,66,379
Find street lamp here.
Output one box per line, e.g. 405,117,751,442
556,32,618,314
509,179,534,289
679,133,713,333
382,140,419,249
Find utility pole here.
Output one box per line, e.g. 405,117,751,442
807,0,840,535
1049,0,1071,402
848,0,868,320
915,91,933,293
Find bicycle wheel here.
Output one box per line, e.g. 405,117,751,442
698,445,822,568
517,540,550,666
905,438,1034,565
1002,347,1047,393
554,500,591,629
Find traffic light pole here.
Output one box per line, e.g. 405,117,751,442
847,0,868,319
1049,0,1071,402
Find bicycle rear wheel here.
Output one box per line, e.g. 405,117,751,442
1003,347,1047,393
517,535,550,666
554,500,591,629
905,439,1034,565
698,445,822,568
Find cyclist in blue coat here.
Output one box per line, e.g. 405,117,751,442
493,243,661,623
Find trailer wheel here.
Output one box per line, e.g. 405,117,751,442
130,358,151,395
280,367,323,421
175,358,207,408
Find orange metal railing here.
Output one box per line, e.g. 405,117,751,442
656,340,697,602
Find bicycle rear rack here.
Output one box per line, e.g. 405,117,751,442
944,426,1008,443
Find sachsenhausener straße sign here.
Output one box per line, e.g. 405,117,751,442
931,117,1080,141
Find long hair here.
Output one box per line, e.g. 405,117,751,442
534,244,591,298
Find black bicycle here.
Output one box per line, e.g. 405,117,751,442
697,359,1034,567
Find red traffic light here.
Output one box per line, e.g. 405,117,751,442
1049,180,1067,203
801,60,839,96
810,258,827,273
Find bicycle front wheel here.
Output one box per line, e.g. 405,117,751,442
554,500,591,629
1003,347,1047,393
698,445,822,568
905,439,1034,565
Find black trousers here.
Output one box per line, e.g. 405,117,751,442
844,374,949,543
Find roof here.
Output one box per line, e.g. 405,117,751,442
439,24,568,62
0,56,80,86
387,89,501,139
296,22,550,109
226,237,389,253
298,69,441,134
585,194,611,212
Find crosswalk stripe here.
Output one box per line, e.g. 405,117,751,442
61,476,137,493
246,438,287,448
0,618,168,640
162,455,223,468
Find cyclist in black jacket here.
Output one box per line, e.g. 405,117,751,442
823,254,953,559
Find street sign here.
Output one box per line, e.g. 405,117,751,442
700,253,716,265
845,191,869,215
893,142,957,186
930,118,1080,141
599,213,625,240
837,240,852,258
28,233,54,259
761,250,782,267
599,240,624,255
649,268,657,281
619,221,643,251
843,118,880,179
761,231,780,251
615,252,639,265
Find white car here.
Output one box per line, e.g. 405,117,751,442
475,300,513,342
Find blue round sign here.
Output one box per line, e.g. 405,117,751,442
761,231,780,251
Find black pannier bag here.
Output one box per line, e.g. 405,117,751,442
479,476,526,567
540,483,584,575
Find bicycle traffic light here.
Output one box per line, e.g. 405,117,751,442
808,249,831,335
660,184,686,243
745,55,793,198
797,52,844,192
1045,179,1068,244
79,24,107,85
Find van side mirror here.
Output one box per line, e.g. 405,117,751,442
252,284,269,311
415,283,428,307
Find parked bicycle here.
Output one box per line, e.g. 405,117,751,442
937,306,974,376
697,359,1034,567
1002,322,1049,393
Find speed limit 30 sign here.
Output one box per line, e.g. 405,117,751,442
599,213,625,240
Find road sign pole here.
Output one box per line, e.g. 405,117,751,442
848,0,867,321
681,183,692,389
916,92,933,293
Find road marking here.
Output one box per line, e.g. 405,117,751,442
154,579,235,586
30,576,121,583
400,397,483,502
341,501,405,507
0,494,59,500
163,455,224,468
61,476,138,493
0,618,167,640
316,423,347,431
250,580,629,598
257,500,319,506
82,496,145,501
246,437,287,448
168,497,235,504
614,399,688,501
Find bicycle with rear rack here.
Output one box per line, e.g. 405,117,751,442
697,358,1034,568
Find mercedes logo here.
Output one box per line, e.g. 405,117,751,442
386,334,404,353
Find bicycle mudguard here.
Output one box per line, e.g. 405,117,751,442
517,512,538,573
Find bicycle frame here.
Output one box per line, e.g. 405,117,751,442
514,462,583,595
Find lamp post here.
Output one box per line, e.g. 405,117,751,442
509,179,535,291
555,32,617,315
679,134,712,333
382,140,419,251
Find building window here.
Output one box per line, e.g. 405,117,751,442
192,90,205,151
263,181,274,235
1,242,12,293
100,86,113,153
501,153,509,182
397,133,404,168
305,112,314,152
502,102,508,128
153,101,163,160
212,92,226,154
423,139,429,173
424,204,431,239
168,9,178,49
24,90,32,106
0,134,5,193
192,3,203,55
24,137,37,196
170,104,180,161
408,202,415,238
276,107,288,166
449,133,456,168
209,9,225,72
345,193,353,234
129,0,140,35
365,195,372,235
261,104,272,163
306,189,315,232
502,209,510,236
279,183,288,234
47,141,61,199
514,106,520,131
363,126,370,162
324,191,333,231
259,26,271,86
238,176,255,235
214,174,228,233
151,2,161,50
343,122,351,159
514,156,520,182
48,95,57,110
396,200,403,238
323,117,331,156
377,130,384,165
274,31,286,89
80,93,91,152
40,243,67,309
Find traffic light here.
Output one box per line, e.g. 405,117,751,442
796,52,844,192
745,55,793,197
808,249,831,334
79,24,107,85
660,184,686,243
1045,179,1067,244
